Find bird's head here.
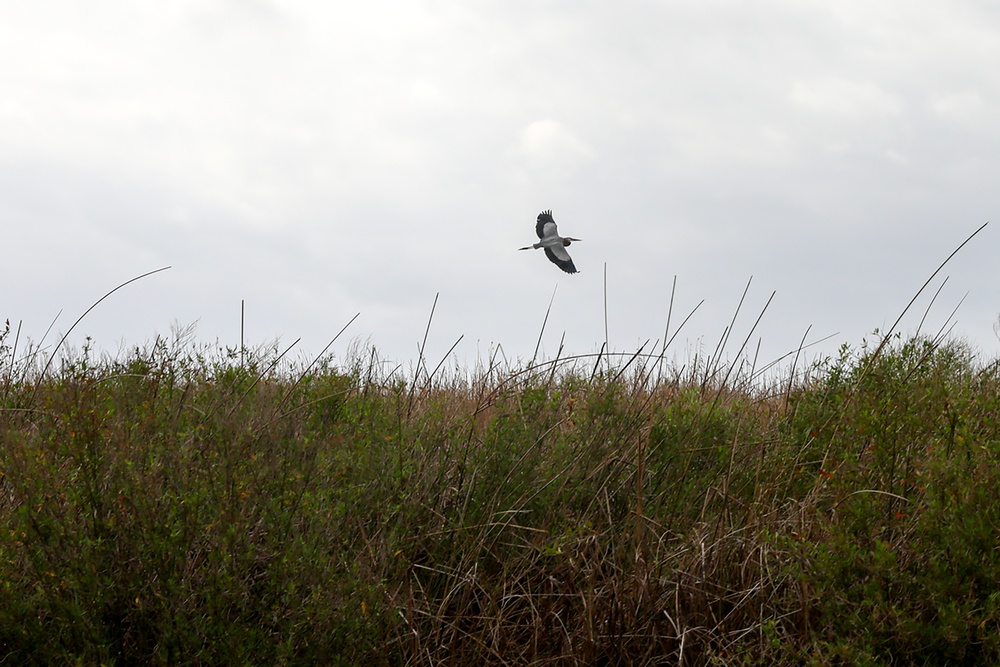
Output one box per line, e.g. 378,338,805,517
562,237,581,246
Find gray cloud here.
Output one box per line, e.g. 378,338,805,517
2,1,998,370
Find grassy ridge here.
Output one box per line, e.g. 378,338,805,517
2,325,1000,665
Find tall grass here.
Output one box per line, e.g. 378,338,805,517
3,312,1000,664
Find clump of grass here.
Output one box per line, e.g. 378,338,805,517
3,312,1000,664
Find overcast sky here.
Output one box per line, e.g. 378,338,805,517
2,0,998,375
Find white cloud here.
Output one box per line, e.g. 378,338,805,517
930,90,988,124
2,1,1000,367
511,119,597,174
789,78,903,119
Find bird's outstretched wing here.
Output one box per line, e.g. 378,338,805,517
544,245,578,274
536,210,557,240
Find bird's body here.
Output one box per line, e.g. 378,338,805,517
519,210,581,274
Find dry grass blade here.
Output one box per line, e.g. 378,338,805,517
604,261,610,365
416,292,440,384
32,266,171,395
531,284,558,367
855,221,987,388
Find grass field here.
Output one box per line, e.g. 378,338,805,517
3,310,1000,665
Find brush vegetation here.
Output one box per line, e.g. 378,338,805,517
2,319,1000,665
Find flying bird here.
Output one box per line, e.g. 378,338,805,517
519,210,581,274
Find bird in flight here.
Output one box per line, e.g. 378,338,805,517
519,210,581,274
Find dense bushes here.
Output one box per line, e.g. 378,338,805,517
2,329,1000,664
